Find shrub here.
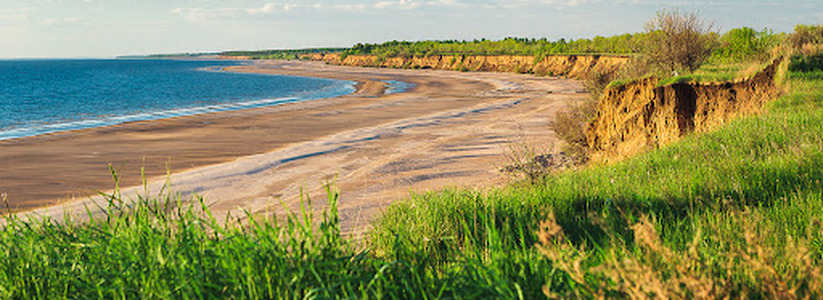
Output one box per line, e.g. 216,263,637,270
788,24,823,50
552,64,644,164
712,27,779,62
581,69,617,101
550,74,604,164
643,9,717,74
552,103,596,164
789,52,823,73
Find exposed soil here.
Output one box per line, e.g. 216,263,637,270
299,53,629,78
586,59,783,162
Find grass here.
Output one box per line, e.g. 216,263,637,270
3,56,823,298
607,59,771,88
656,60,770,86
0,184,374,299
369,62,823,297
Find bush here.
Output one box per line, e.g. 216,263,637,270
789,24,823,50
712,27,779,62
581,69,617,100
643,9,717,74
789,52,823,72
551,70,610,164
551,64,643,165
552,103,596,164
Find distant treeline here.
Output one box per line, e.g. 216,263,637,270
145,53,219,58
219,48,346,60
215,26,786,65
341,27,782,63
341,35,646,58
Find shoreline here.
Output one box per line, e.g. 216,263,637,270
0,61,412,207
2,60,584,234
0,62,360,143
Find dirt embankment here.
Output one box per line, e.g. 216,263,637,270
301,53,629,78
586,59,783,162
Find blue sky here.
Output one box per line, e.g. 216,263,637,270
0,0,820,58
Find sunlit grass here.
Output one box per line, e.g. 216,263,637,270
657,60,770,86
371,62,823,297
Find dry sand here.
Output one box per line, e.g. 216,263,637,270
0,60,585,234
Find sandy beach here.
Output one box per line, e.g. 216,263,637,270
1,60,584,233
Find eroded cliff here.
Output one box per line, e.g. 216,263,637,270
586,59,783,162
301,53,629,78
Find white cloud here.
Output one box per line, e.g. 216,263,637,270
171,3,317,22
38,17,90,28
374,0,421,10
246,3,295,15
427,0,466,6
332,4,369,12
0,13,28,21
171,1,575,19
330,0,467,12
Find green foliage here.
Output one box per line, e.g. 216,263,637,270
790,52,823,72
220,48,346,60
711,27,780,62
342,35,645,58
143,52,218,58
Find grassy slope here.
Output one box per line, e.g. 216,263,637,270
2,63,823,298
371,63,823,297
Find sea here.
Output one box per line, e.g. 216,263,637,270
0,59,357,141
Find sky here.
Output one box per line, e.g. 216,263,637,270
0,0,821,58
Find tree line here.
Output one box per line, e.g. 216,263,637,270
219,48,346,60
342,34,646,59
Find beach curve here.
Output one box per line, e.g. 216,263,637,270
1,60,585,234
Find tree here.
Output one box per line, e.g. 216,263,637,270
713,27,777,62
643,9,716,74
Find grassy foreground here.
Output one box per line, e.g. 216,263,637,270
4,62,823,299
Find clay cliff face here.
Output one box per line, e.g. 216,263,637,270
301,53,629,78
586,59,782,162
302,52,780,163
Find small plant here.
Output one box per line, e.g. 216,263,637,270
501,147,571,183
551,103,596,164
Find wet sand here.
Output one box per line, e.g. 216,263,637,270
1,60,585,234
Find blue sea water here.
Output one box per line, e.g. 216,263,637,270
0,59,356,141
382,80,414,95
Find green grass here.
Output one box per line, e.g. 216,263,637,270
657,60,770,86
3,57,823,298
369,64,823,297
0,185,372,299
607,60,770,89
